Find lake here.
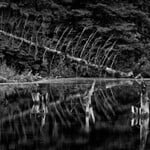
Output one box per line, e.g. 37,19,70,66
0,79,149,150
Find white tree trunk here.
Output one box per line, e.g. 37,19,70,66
0,30,134,78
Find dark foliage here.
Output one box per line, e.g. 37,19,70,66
0,0,150,77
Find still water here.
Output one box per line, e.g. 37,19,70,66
0,79,149,150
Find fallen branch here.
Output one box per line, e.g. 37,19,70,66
0,75,7,82
0,29,133,78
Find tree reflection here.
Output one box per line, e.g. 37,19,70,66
31,92,48,127
29,80,135,132
131,80,149,150
0,79,149,150
84,80,96,132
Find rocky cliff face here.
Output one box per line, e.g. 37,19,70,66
1,0,150,77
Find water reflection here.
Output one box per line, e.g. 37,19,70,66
131,80,150,150
31,92,48,127
0,79,149,150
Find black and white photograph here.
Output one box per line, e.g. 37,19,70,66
0,0,150,150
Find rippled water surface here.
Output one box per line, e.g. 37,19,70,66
0,79,150,150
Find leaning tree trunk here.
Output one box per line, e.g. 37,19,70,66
0,30,134,78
